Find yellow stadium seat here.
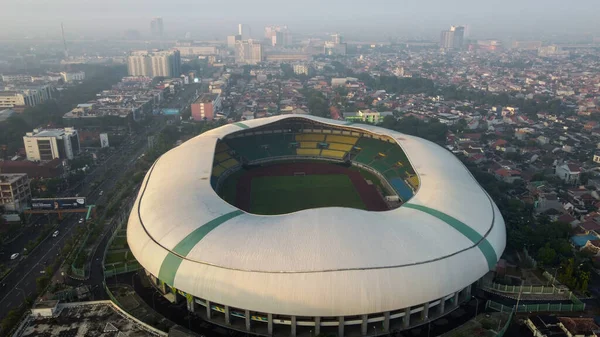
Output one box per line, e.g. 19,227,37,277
296,134,325,142
321,150,346,159
212,165,226,177
220,158,239,169
300,142,319,148
214,152,230,162
297,148,321,156
326,135,359,145
328,143,353,152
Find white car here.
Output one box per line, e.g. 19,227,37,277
52,231,59,237
78,218,84,224
10,253,19,260
99,190,104,196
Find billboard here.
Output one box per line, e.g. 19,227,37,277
31,197,86,210
162,108,180,115
100,133,110,148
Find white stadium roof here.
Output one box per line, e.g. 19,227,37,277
128,115,505,317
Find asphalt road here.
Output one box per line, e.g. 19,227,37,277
0,117,166,322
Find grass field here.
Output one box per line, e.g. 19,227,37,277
250,174,366,215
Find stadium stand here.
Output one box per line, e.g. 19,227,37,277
297,148,321,156
326,135,359,145
321,149,346,159
296,134,325,142
222,131,419,200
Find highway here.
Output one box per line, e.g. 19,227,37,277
0,106,170,322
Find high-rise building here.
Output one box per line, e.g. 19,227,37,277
150,17,164,38
265,25,292,47
191,93,222,121
235,40,263,65
227,34,242,49
440,26,465,50
0,173,31,212
323,34,347,56
23,127,80,161
238,24,251,40
127,50,181,77
451,26,465,50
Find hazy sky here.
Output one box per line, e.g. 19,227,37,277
1,0,599,40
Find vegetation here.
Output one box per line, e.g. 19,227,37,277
380,115,448,144
0,65,126,157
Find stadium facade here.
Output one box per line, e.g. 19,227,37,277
128,115,506,336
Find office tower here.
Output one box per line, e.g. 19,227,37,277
238,24,251,40
23,127,80,161
127,50,181,77
332,33,343,44
265,25,292,47
323,34,347,56
235,40,263,65
151,17,164,38
451,26,465,50
227,34,242,49
440,26,465,50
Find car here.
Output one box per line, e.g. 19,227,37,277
39,270,45,274
52,230,59,237
10,253,19,260
78,218,84,224
99,190,104,196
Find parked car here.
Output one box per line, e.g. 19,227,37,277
52,230,59,237
10,253,19,260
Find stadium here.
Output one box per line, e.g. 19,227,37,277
127,115,506,336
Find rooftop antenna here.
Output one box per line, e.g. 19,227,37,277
61,22,68,59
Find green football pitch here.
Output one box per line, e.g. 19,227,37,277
249,174,366,215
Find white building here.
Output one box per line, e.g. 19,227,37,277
60,71,86,82
235,40,263,65
293,64,309,75
23,127,80,161
127,50,181,78
0,173,31,212
555,162,581,185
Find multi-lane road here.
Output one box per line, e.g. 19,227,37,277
0,109,169,321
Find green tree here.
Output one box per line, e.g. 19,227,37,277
537,244,557,266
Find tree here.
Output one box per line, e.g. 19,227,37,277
537,244,557,266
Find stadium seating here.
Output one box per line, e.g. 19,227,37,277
226,133,296,161
321,149,346,159
352,137,418,200
211,165,226,177
300,141,319,148
297,148,321,156
296,134,325,142
326,135,359,145
328,143,354,152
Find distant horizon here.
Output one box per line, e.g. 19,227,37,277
1,0,599,42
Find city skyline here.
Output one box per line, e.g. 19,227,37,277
1,0,600,41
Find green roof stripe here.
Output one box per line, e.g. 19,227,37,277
172,210,244,256
234,122,250,129
403,203,498,269
158,253,184,285
157,210,244,286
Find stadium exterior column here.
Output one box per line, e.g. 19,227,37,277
402,308,410,328
465,284,472,299
361,315,368,336
338,316,345,337
291,315,297,337
187,296,195,312
225,306,231,325
314,317,321,335
268,313,273,336
206,300,212,319
383,311,390,332
453,291,460,308
245,310,251,331
421,302,429,321
438,296,446,315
